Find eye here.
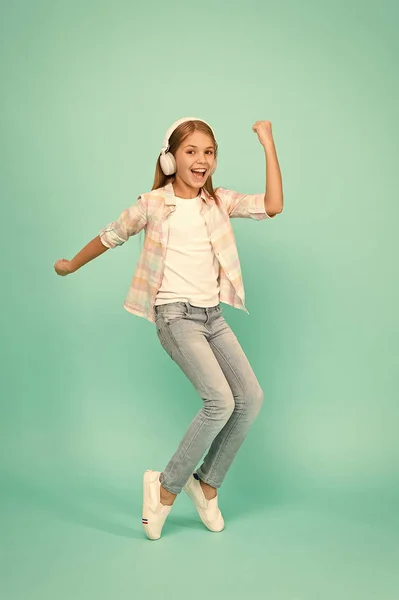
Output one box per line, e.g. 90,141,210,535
187,150,214,155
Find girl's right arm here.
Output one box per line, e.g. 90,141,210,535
54,193,147,276
53,235,108,276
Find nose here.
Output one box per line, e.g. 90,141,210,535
196,151,210,163
195,156,209,166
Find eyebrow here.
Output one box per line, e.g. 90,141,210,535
184,144,214,149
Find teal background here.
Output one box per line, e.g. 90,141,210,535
1,0,398,598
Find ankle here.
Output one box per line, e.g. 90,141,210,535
199,478,217,499
160,484,177,506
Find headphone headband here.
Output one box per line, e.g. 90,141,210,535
161,117,216,154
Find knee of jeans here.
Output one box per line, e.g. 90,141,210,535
221,397,235,422
247,385,264,413
205,394,235,423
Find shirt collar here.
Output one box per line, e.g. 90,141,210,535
163,181,213,206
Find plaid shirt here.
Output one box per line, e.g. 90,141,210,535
99,181,272,324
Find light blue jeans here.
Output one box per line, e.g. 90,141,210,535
154,301,264,495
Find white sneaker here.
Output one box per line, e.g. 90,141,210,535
142,470,173,540
183,473,224,532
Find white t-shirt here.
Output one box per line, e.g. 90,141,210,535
154,193,220,307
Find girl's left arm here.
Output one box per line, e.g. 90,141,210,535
252,121,284,217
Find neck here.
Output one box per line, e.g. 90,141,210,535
171,177,201,199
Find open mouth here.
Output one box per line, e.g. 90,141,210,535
191,169,207,181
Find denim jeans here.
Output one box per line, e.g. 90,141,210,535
154,301,264,495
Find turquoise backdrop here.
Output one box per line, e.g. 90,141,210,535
1,0,398,598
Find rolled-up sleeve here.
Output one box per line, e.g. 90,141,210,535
99,194,147,248
216,187,272,220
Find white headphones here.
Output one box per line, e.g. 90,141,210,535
159,116,218,177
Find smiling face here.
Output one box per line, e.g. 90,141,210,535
172,131,216,198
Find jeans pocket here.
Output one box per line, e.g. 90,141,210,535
155,317,176,359
156,304,188,327
164,313,187,326
156,326,173,359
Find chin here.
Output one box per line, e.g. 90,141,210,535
187,180,202,188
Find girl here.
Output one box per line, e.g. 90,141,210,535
54,117,283,541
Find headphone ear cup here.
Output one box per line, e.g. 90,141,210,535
209,157,218,177
160,152,176,176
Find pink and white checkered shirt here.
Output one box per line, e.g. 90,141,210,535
99,181,272,324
